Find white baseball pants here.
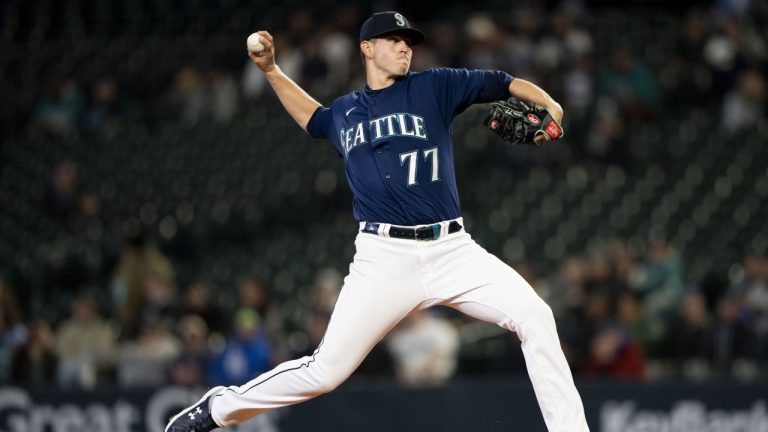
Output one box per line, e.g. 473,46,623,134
211,220,589,431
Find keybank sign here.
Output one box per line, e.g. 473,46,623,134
602,400,768,432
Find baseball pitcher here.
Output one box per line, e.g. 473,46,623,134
165,11,588,432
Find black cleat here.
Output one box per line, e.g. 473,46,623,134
165,386,226,432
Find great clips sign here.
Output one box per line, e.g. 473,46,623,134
0,387,280,432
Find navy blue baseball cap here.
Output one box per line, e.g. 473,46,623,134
359,11,425,45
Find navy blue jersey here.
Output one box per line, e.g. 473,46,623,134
306,68,513,225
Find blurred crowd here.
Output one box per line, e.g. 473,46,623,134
3,2,768,390
24,3,767,166
3,225,768,389
540,234,768,381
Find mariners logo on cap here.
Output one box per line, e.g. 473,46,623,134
394,13,405,27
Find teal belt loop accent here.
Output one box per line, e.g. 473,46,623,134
431,224,441,238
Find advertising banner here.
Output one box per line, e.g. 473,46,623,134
0,380,766,432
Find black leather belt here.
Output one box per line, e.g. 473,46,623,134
361,221,463,241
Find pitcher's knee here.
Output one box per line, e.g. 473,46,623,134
528,298,556,327
312,367,351,394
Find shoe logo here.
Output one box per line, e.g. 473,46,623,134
345,107,356,116
188,407,203,420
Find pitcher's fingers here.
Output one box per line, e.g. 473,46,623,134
258,31,274,43
253,32,273,51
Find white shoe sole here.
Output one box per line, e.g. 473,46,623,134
164,386,226,432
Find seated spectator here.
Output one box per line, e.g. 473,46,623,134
242,60,267,101
319,23,356,90
208,308,272,386
663,10,715,108
584,325,646,379
110,234,175,338
284,268,343,358
616,291,664,356
630,228,685,319
32,78,84,135
584,248,628,295
205,68,238,123
72,189,101,231
116,318,180,388
293,306,331,360
311,268,342,314
722,69,766,133
171,67,207,124
661,290,713,379
291,268,366,371
709,294,757,378
136,272,177,329
179,281,227,335
169,315,211,386
740,252,768,367
41,159,102,243
702,20,740,94
387,310,459,386
550,256,589,319
84,77,126,134
562,55,595,146
300,39,330,94
0,284,29,382
238,277,273,320
560,291,613,370
600,47,661,120
55,294,116,388
10,320,58,385
585,97,628,165
44,160,80,226
238,276,283,343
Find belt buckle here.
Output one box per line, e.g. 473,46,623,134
415,224,441,241
362,222,380,235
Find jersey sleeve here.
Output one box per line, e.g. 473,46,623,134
306,106,334,139
429,68,514,121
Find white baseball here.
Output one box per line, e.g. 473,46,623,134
247,33,265,53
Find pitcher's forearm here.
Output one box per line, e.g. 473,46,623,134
509,78,563,123
265,66,322,132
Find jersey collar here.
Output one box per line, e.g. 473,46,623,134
362,73,409,95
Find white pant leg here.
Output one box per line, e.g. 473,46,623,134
211,233,426,427
424,232,589,432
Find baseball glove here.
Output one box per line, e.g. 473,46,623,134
483,98,564,145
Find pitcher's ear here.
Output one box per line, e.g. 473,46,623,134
361,40,373,57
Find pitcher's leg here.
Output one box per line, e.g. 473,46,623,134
430,237,589,432
211,236,424,427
